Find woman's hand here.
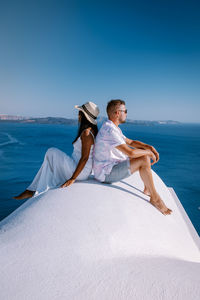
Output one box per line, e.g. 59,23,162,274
60,178,75,188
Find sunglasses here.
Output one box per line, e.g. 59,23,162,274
118,109,127,114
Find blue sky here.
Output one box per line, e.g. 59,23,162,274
0,0,200,122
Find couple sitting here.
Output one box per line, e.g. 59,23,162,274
14,99,172,215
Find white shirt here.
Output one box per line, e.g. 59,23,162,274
93,120,128,182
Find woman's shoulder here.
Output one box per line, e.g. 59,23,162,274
82,127,91,135
81,128,94,140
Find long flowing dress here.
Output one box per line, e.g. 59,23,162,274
27,131,94,195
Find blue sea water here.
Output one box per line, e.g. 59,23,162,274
0,122,200,235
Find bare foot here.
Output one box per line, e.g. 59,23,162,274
13,190,35,200
150,194,172,215
143,187,151,196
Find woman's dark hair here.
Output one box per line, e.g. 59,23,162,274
72,111,98,144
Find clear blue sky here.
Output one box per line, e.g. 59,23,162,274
0,0,200,122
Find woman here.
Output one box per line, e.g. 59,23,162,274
14,101,99,200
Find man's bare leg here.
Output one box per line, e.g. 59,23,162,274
129,156,172,215
13,190,35,200
143,186,151,196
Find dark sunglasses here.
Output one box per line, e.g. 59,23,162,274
118,109,127,114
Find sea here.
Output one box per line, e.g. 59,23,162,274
0,122,200,235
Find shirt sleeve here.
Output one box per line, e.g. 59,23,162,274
108,128,126,148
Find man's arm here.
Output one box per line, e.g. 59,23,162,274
116,144,157,165
125,138,149,149
125,138,159,163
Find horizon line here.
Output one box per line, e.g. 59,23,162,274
0,114,200,124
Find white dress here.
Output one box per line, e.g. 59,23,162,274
27,131,94,195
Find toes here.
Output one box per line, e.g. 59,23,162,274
150,198,172,215
165,208,172,215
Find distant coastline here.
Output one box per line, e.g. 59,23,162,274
0,114,180,126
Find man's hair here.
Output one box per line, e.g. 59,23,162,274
106,99,126,116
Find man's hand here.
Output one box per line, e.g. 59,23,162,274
148,145,159,163
147,150,157,165
60,178,75,188
125,138,159,163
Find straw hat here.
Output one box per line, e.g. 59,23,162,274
75,102,99,125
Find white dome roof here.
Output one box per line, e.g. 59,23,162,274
0,170,200,299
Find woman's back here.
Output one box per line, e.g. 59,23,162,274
72,130,94,175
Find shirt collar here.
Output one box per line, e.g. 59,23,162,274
106,119,120,130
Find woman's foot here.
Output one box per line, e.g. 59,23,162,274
13,190,35,200
150,194,172,215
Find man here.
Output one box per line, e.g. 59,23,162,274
93,99,172,215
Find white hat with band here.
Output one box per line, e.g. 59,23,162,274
75,101,99,125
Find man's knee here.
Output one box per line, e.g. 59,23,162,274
130,155,150,169
129,156,151,173
141,155,151,168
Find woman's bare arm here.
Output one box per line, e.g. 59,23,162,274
60,129,93,187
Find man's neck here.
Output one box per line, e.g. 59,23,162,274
108,118,120,127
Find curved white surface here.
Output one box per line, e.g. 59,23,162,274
0,171,200,300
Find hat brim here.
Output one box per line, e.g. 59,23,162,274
75,105,97,125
